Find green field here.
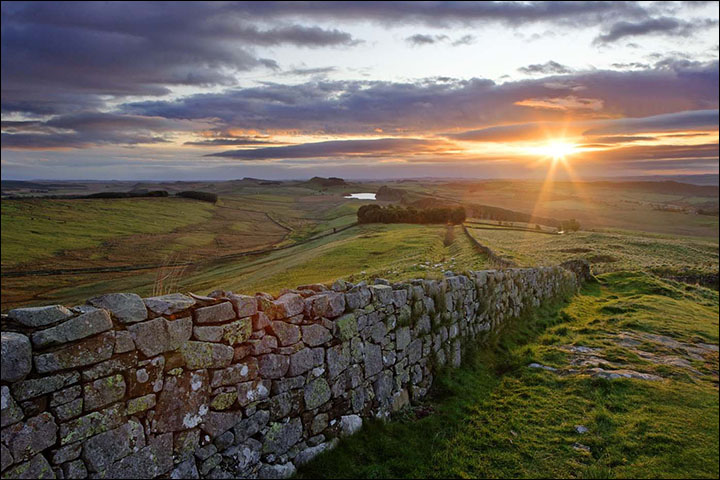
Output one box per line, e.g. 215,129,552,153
466,226,719,275
298,272,719,478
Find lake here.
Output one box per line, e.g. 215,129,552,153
344,193,376,200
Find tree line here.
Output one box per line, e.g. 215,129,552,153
357,204,466,225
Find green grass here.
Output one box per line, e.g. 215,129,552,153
0,198,214,267
466,227,718,276
297,272,719,479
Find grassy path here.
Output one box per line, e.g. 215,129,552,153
298,272,719,478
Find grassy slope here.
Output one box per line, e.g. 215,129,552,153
1,224,488,310
466,226,719,275
298,272,719,479
1,198,215,267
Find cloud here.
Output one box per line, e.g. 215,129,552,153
594,17,718,45
283,66,338,76
582,109,719,135
208,137,453,160
518,61,574,75
405,34,448,46
515,95,604,111
1,2,360,115
451,35,476,46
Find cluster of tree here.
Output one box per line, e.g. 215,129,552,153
84,190,169,199
357,204,466,225
177,191,218,203
307,176,346,187
559,218,581,232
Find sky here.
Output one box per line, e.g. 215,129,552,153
1,1,718,181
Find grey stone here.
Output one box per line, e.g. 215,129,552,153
294,440,336,466
52,398,83,421
269,321,300,346
258,462,296,479
264,293,304,320
288,348,319,377
173,429,200,462
8,305,73,328
97,433,173,479
126,355,164,397
236,379,271,407
263,418,303,455
62,459,87,479
128,316,192,357
59,403,126,445
269,392,293,420
224,439,261,474
143,293,195,315
214,430,234,451
81,351,137,382
233,410,270,442
1,332,32,382
9,371,72,408
210,358,258,388
153,370,209,433
304,378,331,410
364,343,383,377
248,336,277,356
201,411,243,438
193,325,224,342
395,327,411,351
171,458,199,479
370,285,393,305
228,294,258,318
34,331,115,374
87,293,147,324
181,341,234,369
50,385,81,407
340,414,362,437
335,313,358,341
1,412,57,463
83,374,126,412
1,443,13,472
126,393,156,415
194,302,236,324
51,443,82,465
1,453,55,479
326,343,350,378
1,385,24,428
301,324,331,347
257,354,290,379
114,331,135,354
199,453,222,476
81,420,145,472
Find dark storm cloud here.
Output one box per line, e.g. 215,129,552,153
208,138,452,160
1,2,360,115
594,17,718,45
1,112,202,149
518,61,574,75
124,61,719,136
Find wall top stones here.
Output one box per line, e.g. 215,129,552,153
1,263,586,479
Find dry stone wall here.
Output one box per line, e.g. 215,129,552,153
1,265,584,479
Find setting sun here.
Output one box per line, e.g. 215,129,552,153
540,141,578,161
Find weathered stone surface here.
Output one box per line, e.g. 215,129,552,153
233,410,269,442
1,453,55,479
257,354,289,379
1,443,14,472
87,293,147,324
126,394,156,415
127,355,164,397
83,374,126,412
326,343,350,379
194,302,236,324
200,411,243,438
34,331,115,374
294,440,336,466
128,316,192,357
263,293,304,320
288,348,322,377
51,442,81,465
228,294,258,318
301,324,332,347
1,386,24,428
143,293,196,316
364,343,383,377
236,380,271,407
81,352,137,383
53,398,83,422
258,462,296,479
62,459,87,479
1,412,57,463
1,332,32,382
252,311,271,331
262,418,302,455
173,428,200,462
370,285,394,305
96,432,173,479
269,321,300,346
193,325,224,342
114,331,135,354
81,420,145,472
8,305,72,328
304,378,331,410
171,458,199,479
153,370,209,433
247,336,277,356
50,386,80,407
336,313,358,341
59,403,126,445
210,358,258,388
210,391,237,410
340,414,362,437
11,371,79,403
181,342,234,369
222,318,252,345
396,327,411,351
